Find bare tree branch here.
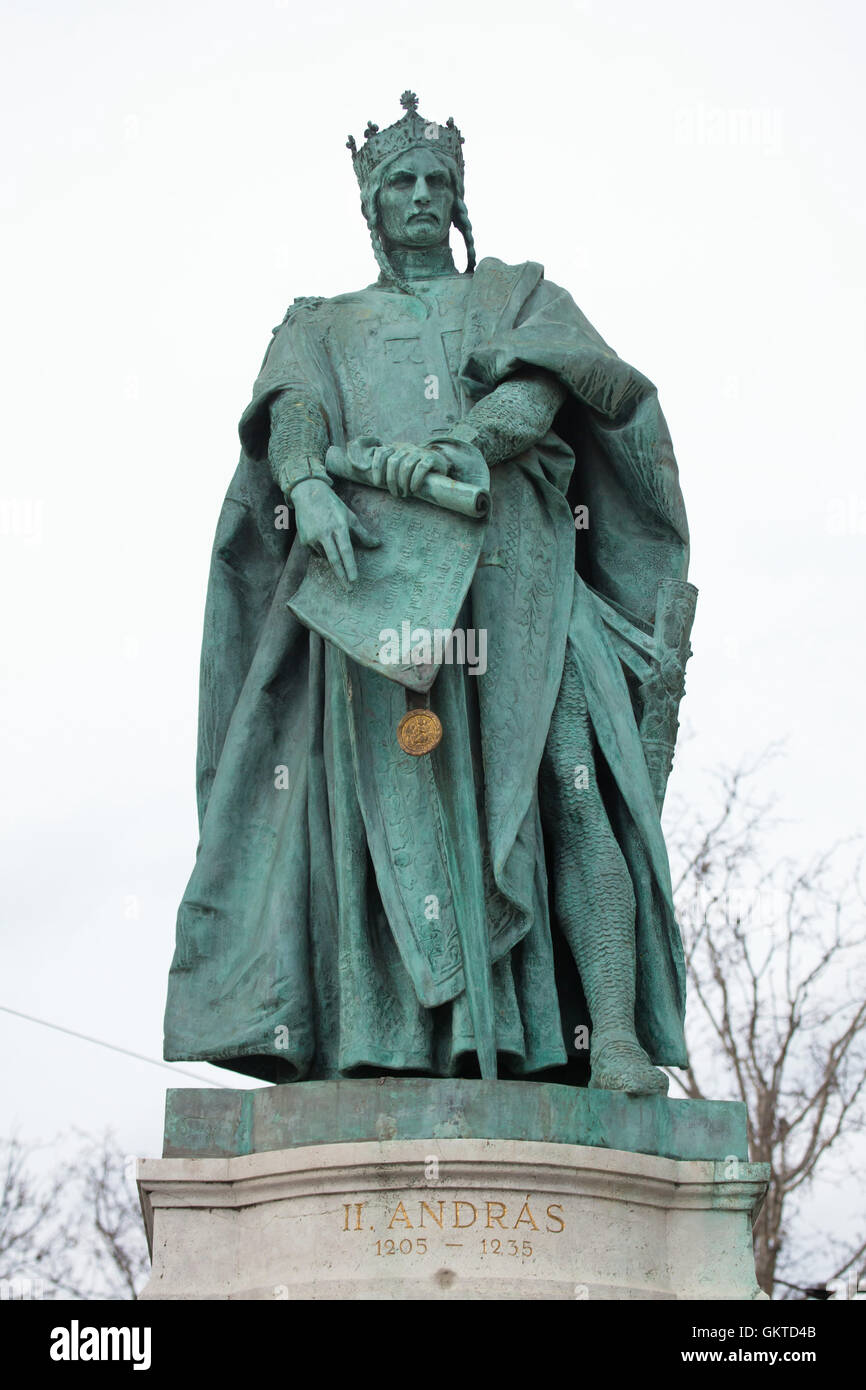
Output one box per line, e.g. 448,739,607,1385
666,749,866,1296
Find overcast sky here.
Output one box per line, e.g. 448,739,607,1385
1,0,863,1258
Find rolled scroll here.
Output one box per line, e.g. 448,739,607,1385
325,441,490,519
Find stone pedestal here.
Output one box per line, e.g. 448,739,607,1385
137,1080,769,1301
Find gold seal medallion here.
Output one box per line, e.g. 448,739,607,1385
396,709,443,756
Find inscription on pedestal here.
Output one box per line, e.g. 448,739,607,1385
141,1112,770,1300
339,1194,565,1264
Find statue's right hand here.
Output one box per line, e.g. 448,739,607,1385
292,479,380,587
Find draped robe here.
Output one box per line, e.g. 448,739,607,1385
163,257,692,1082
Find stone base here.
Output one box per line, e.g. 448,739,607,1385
138,1082,769,1300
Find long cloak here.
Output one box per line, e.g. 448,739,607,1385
164,257,692,1080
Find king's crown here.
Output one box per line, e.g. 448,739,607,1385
347,90,465,190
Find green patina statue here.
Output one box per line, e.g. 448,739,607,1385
164,91,697,1095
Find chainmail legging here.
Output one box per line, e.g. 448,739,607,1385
539,649,638,1042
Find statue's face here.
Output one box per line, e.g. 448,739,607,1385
377,147,455,249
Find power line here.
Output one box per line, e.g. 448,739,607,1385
0,1004,236,1090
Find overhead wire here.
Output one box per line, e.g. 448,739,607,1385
0,1004,237,1090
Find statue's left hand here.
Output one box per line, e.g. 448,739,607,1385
366,444,452,499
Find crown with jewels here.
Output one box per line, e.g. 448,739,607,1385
346,90,465,190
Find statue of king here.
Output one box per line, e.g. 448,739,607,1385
163,91,697,1096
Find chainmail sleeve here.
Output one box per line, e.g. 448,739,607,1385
445,369,567,465
267,390,332,498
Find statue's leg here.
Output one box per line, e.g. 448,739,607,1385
540,651,668,1096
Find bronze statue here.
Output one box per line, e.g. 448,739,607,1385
164,92,696,1095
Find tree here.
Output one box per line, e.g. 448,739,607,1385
72,1131,151,1299
665,751,866,1297
0,1133,78,1299
0,1130,150,1300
